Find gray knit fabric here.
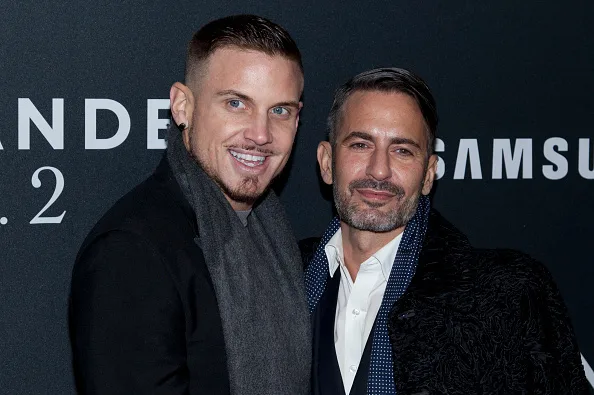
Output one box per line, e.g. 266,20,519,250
166,126,311,395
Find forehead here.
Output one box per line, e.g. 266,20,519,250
339,90,427,144
197,47,304,100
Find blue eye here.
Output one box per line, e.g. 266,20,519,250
228,99,246,109
271,107,289,115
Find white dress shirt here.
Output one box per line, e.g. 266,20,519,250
324,229,402,394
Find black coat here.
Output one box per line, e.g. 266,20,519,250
300,211,589,394
69,158,230,394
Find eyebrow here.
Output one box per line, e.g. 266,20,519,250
217,90,254,104
216,90,300,109
273,100,301,109
344,131,422,150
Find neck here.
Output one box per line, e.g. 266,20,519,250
340,222,404,281
223,192,254,211
228,198,252,211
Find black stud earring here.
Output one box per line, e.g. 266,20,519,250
177,123,187,130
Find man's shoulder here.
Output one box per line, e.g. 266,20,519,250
79,162,196,259
469,247,556,294
432,244,557,303
425,211,553,290
98,176,188,233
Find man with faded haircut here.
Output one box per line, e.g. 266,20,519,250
303,68,588,394
70,15,310,394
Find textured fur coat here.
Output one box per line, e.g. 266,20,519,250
301,210,589,394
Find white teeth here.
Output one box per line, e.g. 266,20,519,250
230,150,265,165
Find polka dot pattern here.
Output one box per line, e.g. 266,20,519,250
305,216,340,313
306,196,431,394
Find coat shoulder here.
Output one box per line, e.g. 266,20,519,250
79,166,196,256
73,159,205,288
464,247,558,297
422,210,557,298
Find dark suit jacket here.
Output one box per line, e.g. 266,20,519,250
69,157,231,395
301,211,589,394
310,266,372,395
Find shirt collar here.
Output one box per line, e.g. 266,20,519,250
324,228,403,281
325,228,344,277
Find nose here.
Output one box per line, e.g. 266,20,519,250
244,113,272,146
366,149,392,181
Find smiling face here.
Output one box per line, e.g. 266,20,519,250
173,47,303,210
318,90,437,234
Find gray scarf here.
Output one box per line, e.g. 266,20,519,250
166,126,311,395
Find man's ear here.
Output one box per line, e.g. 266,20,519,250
169,82,194,148
317,141,333,185
422,154,438,195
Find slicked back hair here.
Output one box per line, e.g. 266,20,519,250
327,68,438,155
185,14,303,87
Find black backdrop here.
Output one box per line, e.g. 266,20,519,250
1,1,593,393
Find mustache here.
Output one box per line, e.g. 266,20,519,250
229,145,276,155
349,179,405,197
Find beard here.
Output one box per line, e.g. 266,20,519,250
187,133,264,206
213,171,261,205
333,177,422,233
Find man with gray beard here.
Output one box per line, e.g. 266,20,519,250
302,68,588,394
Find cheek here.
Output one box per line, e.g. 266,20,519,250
274,125,297,152
332,164,355,190
400,165,427,192
197,104,237,134
339,154,366,178
199,118,240,149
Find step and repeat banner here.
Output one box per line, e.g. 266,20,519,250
1,1,592,393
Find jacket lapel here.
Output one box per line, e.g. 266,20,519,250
311,268,345,395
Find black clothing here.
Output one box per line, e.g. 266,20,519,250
300,210,589,394
70,158,228,394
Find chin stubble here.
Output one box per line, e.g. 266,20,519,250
334,180,421,232
187,133,266,205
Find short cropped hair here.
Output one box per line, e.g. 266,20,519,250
327,68,438,154
185,14,303,86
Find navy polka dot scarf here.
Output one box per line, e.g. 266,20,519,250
305,195,431,394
